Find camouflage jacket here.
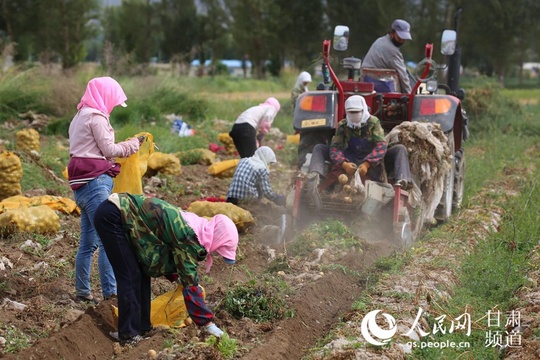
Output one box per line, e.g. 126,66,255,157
117,193,207,287
330,115,387,166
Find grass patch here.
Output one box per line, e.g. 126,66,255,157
205,333,238,359
215,280,293,323
287,219,363,257
412,160,540,359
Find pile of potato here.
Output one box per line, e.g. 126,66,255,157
336,173,365,204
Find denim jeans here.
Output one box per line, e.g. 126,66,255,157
73,174,116,298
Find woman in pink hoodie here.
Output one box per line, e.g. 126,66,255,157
229,97,281,158
68,77,141,304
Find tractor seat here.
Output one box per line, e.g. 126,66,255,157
360,68,401,93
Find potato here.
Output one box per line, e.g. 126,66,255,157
342,184,352,194
338,174,349,185
343,196,352,203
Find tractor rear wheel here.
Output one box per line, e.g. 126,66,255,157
453,149,465,210
435,130,455,222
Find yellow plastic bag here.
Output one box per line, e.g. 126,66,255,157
207,159,239,178
113,285,205,328
112,132,154,194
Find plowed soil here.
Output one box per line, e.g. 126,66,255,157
0,133,452,359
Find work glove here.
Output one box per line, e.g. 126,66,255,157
273,194,286,207
205,322,224,337
341,161,357,176
359,161,370,177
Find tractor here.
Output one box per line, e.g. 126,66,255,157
289,10,469,247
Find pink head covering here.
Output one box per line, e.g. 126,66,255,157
261,97,281,113
77,77,128,116
182,212,239,273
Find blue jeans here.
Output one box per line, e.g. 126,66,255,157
74,174,116,298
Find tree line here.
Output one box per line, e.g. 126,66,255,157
1,0,540,81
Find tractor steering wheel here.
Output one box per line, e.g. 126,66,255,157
413,58,437,83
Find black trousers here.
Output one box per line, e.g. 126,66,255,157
229,122,257,158
94,200,152,340
308,143,411,182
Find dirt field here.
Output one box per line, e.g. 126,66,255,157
0,130,536,359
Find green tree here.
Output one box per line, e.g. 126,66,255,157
459,0,540,82
274,0,326,72
225,0,278,78
158,0,199,62
198,0,231,76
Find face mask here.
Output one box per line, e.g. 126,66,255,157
391,37,403,47
346,111,364,128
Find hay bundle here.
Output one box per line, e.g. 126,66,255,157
385,121,452,220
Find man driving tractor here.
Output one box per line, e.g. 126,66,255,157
306,95,412,209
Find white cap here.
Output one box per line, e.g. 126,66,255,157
345,95,365,112
391,19,412,40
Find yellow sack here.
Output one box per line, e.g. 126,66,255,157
187,200,254,232
147,152,182,176
0,151,23,201
217,133,237,155
113,285,205,328
0,195,79,215
112,132,154,194
207,159,239,178
16,128,40,152
287,134,300,144
0,205,60,236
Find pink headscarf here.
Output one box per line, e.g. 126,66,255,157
261,97,281,113
181,212,239,273
77,77,127,116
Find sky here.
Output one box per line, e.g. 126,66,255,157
101,0,121,6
